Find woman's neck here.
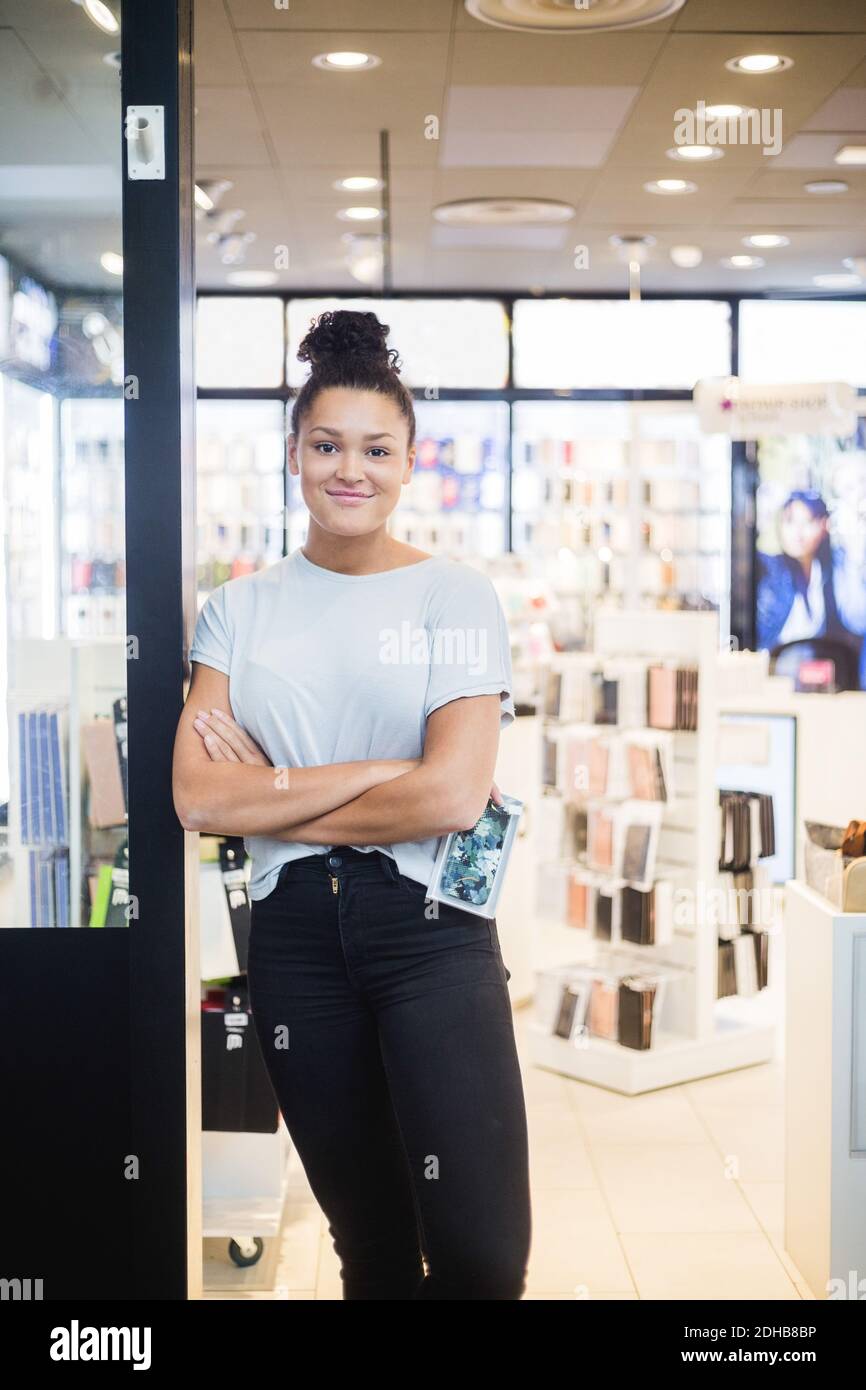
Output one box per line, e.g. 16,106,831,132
302,524,403,576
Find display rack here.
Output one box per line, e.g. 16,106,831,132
7,636,126,928
59,398,125,639
196,399,285,601
510,400,731,649
527,609,775,1094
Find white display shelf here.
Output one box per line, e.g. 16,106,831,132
719,682,866,881
528,1014,776,1097
527,610,775,1093
784,880,866,1300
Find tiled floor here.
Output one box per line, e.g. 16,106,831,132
204,1007,812,1301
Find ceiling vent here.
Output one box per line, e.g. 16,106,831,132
434,197,575,225
465,0,686,32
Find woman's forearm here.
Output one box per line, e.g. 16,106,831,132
277,762,473,846
176,758,415,837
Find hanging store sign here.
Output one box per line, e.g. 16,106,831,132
694,377,859,438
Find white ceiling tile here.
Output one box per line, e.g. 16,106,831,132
802,88,866,132
432,225,568,250
773,132,866,168
445,86,639,132
440,131,617,168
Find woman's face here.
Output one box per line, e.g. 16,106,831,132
779,501,828,562
288,387,415,538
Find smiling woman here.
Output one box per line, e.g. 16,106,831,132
285,312,423,563
172,308,531,1300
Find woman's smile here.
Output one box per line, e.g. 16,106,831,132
325,487,376,504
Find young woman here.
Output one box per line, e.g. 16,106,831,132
172,310,532,1300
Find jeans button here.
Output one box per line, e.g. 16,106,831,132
328,854,342,868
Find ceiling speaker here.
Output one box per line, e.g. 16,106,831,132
465,0,686,32
434,198,575,224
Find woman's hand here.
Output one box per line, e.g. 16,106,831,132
193,708,271,765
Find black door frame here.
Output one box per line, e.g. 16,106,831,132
121,0,198,1300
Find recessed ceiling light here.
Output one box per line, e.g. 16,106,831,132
225,270,279,288
813,272,862,289
644,178,697,195
100,251,123,276
312,51,381,71
337,206,382,222
704,103,754,119
834,145,866,166
78,0,119,35
434,197,575,225
804,180,849,195
722,255,765,269
726,53,793,74
194,185,214,212
334,176,383,193
670,245,703,268
743,234,790,249
666,145,724,162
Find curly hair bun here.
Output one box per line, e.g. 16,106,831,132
297,309,401,373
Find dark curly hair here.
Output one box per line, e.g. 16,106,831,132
290,309,416,445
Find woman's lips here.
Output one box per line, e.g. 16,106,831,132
325,490,374,505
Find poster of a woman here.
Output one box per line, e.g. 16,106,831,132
756,463,866,688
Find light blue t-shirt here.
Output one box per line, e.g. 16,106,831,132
189,547,515,900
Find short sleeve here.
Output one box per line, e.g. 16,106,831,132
424,567,515,730
189,582,233,676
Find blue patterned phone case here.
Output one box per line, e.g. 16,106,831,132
428,793,524,918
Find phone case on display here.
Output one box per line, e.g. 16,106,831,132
553,985,580,1039
618,977,657,1051
588,978,619,1040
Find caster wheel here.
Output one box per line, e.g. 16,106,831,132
228,1236,264,1267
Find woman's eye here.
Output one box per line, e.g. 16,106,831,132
315,442,337,454
367,447,388,458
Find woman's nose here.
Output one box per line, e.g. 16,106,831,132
335,456,366,481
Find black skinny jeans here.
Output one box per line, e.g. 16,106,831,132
247,845,532,1300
